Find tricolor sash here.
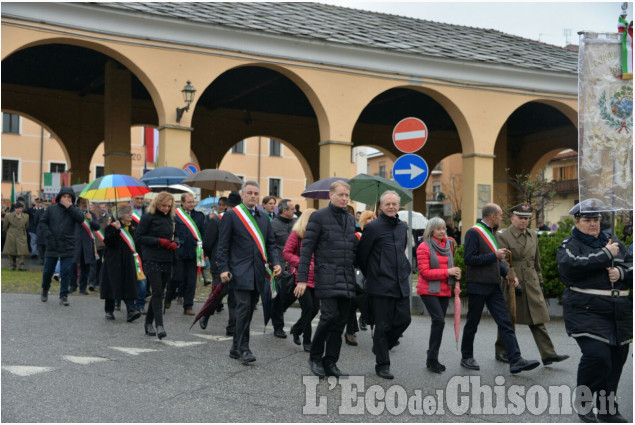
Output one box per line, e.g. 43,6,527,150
81,217,99,260
355,232,362,240
95,229,105,244
114,223,146,280
234,204,274,290
131,211,141,224
175,207,205,267
472,222,498,256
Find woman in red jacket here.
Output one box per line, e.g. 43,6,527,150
417,217,461,373
283,208,317,353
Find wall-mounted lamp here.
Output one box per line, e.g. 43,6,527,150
176,80,196,123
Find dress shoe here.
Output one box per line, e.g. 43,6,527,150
345,333,358,346
59,296,69,307
426,359,446,374
358,317,367,331
495,353,510,363
156,325,167,340
105,312,115,320
41,289,48,302
164,300,171,310
127,310,141,323
184,309,195,316
376,368,394,380
88,285,95,291
324,363,348,377
510,357,540,374
542,354,570,366
303,343,311,353
597,410,628,423
176,297,183,305
204,279,213,287
274,328,287,338
53,273,60,282
144,323,156,336
216,304,224,313
199,315,209,330
308,359,326,377
578,410,597,423
460,357,480,370
226,329,234,337
229,349,240,359
290,330,301,345
240,351,256,364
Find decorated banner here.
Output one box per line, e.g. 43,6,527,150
578,30,633,212
43,172,70,200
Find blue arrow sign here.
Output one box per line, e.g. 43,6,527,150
392,154,429,190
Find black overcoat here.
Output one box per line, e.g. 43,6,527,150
100,222,139,300
73,211,100,264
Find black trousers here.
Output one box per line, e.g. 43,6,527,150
310,297,351,365
291,287,320,344
346,297,360,335
105,298,135,314
574,336,630,412
461,287,521,363
226,285,237,334
271,290,285,331
145,270,171,327
232,289,259,353
372,296,411,370
168,257,198,310
421,295,450,361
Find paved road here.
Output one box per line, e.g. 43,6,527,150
2,292,632,422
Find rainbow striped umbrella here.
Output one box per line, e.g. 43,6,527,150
79,174,150,201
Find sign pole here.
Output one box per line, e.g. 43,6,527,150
407,193,413,306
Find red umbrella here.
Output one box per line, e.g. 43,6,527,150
189,281,228,330
454,281,461,350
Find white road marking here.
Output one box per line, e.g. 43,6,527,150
2,366,53,376
109,347,161,356
158,340,205,348
192,334,233,342
62,356,108,365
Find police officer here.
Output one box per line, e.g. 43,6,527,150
557,199,632,423
495,204,569,366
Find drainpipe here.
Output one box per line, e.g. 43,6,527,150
257,136,261,186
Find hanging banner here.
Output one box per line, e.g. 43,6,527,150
578,32,633,212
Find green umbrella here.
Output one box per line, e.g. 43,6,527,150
348,173,413,206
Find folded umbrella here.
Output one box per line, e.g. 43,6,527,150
454,281,461,350
504,249,517,330
190,280,229,329
301,177,350,200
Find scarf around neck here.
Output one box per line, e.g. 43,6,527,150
572,227,608,249
426,237,454,293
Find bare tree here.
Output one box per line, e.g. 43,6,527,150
504,168,556,226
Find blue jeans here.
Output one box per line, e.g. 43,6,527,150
42,257,73,298
136,279,147,310
29,232,38,255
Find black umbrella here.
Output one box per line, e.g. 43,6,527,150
190,280,229,329
262,278,278,331
301,177,350,200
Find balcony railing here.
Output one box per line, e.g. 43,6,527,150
552,179,578,193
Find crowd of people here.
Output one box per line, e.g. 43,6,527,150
4,178,632,423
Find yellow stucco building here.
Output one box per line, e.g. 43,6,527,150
2,2,580,234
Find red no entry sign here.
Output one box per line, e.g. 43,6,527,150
392,117,428,153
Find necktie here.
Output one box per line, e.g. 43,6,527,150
250,209,255,216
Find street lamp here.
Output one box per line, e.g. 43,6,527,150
176,80,196,123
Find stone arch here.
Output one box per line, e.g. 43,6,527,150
3,37,163,121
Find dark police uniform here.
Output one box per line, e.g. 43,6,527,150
557,199,632,423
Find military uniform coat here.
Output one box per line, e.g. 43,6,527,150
498,226,550,325
2,212,29,256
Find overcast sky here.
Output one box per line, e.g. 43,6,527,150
318,1,633,47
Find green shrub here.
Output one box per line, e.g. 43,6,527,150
537,219,573,299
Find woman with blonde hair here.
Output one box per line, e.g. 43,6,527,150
135,191,177,339
283,208,318,352
416,216,461,373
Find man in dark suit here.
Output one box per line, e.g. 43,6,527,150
167,193,206,315
460,203,540,374
217,181,281,365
